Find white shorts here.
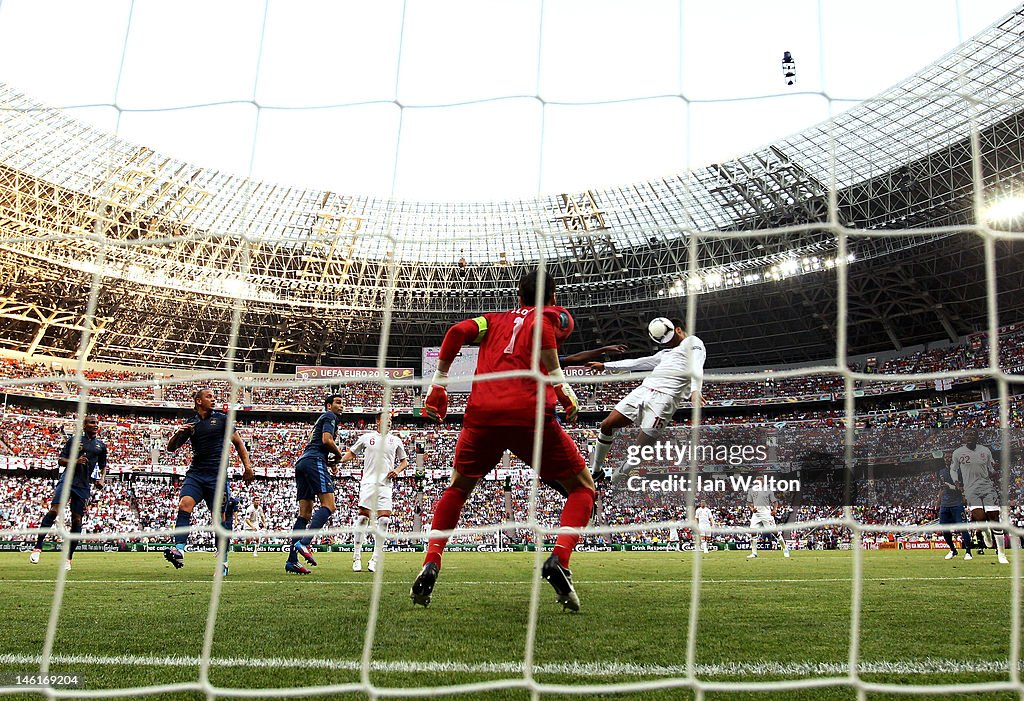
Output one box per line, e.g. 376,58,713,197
750,512,777,529
614,385,677,432
966,491,999,512
697,520,712,535
359,482,393,512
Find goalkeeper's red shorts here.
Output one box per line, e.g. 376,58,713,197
453,417,586,482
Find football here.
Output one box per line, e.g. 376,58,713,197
647,317,676,344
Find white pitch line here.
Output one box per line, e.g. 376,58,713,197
0,653,1020,678
1,575,1017,586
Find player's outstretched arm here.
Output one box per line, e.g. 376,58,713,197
590,352,663,374
561,344,627,366
422,317,481,422
541,348,580,421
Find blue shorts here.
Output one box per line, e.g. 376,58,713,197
180,470,230,514
295,455,334,501
51,480,89,516
939,505,966,524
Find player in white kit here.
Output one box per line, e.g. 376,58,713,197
746,483,790,559
951,428,1006,564
587,319,705,483
694,502,716,553
243,495,267,557
340,414,410,572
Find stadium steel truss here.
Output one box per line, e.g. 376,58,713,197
1,9,1024,372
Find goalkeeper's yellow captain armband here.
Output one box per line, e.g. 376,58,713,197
472,316,488,343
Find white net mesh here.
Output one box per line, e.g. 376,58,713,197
1,1,1024,699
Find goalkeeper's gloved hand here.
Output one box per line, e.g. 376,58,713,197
548,368,579,422
421,371,449,422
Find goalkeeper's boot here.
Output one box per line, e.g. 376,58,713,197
541,554,580,612
29,548,40,564
294,542,318,567
285,562,312,575
410,562,439,607
164,547,185,569
65,559,72,572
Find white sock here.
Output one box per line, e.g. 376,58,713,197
994,529,1006,555
591,431,615,471
353,515,368,559
373,516,391,560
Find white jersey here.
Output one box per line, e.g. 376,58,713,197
747,487,777,515
695,506,714,526
951,444,996,495
349,431,408,486
603,335,705,400
244,505,266,529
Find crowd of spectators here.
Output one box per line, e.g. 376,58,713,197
1,321,1021,411
5,457,1023,550
1,395,1020,477
1,394,1021,551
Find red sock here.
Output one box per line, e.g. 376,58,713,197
553,487,596,568
424,486,469,568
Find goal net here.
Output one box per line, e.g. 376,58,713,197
1,2,1023,698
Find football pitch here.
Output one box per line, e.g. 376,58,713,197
0,550,1020,700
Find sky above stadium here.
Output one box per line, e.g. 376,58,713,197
0,0,1019,202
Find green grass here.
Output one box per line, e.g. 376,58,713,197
0,549,1020,700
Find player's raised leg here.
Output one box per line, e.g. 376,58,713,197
589,410,631,480
413,470,479,606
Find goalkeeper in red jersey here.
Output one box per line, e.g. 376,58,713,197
411,269,596,612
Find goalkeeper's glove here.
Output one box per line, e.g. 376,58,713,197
421,371,449,422
548,368,579,422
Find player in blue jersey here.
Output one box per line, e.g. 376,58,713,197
285,393,346,575
164,388,254,575
29,415,108,571
937,464,972,560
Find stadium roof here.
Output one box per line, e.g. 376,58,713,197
0,8,1023,370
